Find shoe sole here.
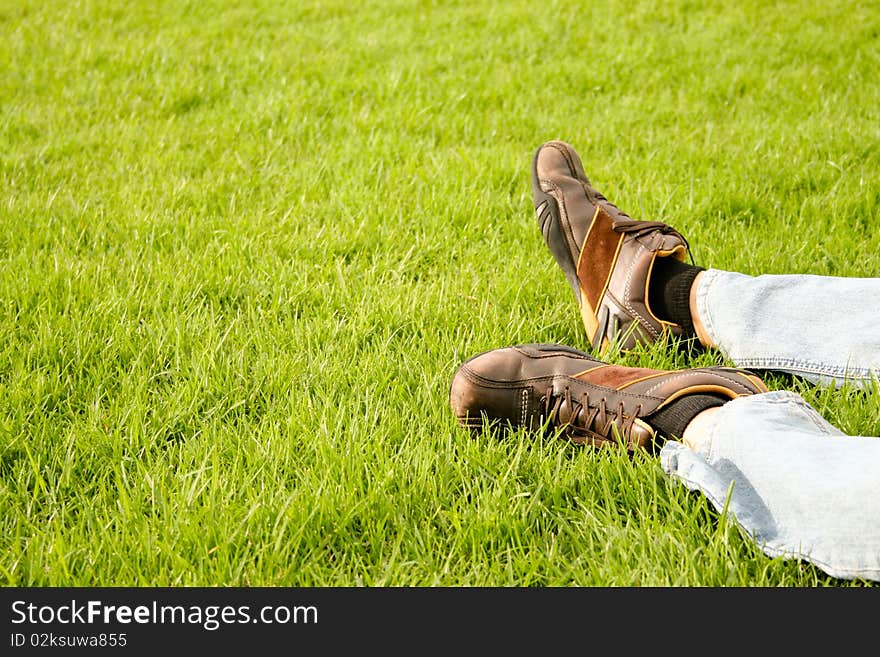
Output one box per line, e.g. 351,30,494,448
531,144,608,351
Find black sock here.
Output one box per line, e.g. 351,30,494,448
648,257,704,337
646,394,726,442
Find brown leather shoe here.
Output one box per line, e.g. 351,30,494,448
532,140,693,352
449,343,768,451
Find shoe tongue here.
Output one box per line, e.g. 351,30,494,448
574,365,665,389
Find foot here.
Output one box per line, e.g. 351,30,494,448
532,140,695,352
449,343,768,451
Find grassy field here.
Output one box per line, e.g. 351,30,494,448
1,0,878,586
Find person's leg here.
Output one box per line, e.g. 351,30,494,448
531,139,880,387
688,269,880,387
663,391,880,583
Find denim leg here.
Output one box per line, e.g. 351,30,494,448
660,391,880,582
695,269,880,386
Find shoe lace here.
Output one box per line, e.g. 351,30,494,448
542,385,641,445
591,188,695,264
615,218,696,265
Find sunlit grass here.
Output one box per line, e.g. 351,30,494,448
1,0,877,586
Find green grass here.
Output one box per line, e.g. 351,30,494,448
1,0,878,586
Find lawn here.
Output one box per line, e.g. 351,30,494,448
1,0,878,586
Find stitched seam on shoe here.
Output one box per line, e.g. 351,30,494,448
641,370,751,397
458,366,557,388
460,366,665,403
553,142,578,177
624,242,659,340
520,388,529,427
540,179,580,265
511,345,600,362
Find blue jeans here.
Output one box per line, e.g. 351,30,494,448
661,392,880,582
661,270,880,582
694,269,880,386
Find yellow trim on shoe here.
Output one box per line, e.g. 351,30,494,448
643,248,688,329
616,370,679,389
654,384,750,409
571,364,611,379
744,374,770,393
